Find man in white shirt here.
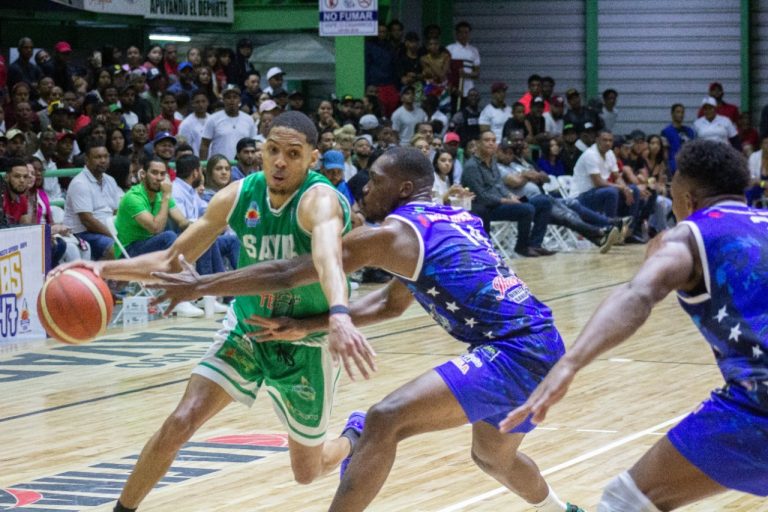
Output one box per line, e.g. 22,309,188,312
178,90,210,156
263,67,285,97
199,85,257,160
63,142,124,260
479,82,512,141
446,21,480,99
694,97,738,146
391,86,427,146
543,95,565,135
572,131,640,239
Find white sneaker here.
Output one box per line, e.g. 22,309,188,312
173,301,205,318
212,301,229,313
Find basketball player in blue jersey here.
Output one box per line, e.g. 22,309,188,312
501,138,768,510
149,146,583,512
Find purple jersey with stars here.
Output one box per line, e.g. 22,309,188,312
386,202,555,347
677,203,768,410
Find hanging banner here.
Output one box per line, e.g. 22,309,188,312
319,0,378,37
48,0,234,23
1,225,50,343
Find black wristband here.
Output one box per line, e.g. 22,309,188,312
329,305,350,316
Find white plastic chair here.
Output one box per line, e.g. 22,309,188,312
105,216,166,324
556,175,577,198
489,221,519,263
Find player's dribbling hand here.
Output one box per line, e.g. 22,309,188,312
147,255,203,314
48,259,104,279
498,358,577,432
245,315,310,342
328,314,377,381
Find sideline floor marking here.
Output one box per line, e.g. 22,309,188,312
435,413,686,512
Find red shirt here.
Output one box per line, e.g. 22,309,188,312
148,115,181,140
3,189,28,224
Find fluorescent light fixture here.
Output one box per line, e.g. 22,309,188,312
149,34,191,42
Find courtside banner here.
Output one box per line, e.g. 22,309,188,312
0,225,50,342
319,0,377,37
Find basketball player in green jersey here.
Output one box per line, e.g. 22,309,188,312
55,111,377,512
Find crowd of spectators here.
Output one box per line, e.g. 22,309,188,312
1,20,767,306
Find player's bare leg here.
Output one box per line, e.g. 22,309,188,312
470,421,550,503
117,375,233,509
625,436,726,511
329,370,468,512
287,435,354,484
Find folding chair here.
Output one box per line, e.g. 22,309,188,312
489,221,518,263
105,215,166,325
542,179,581,252
557,175,577,198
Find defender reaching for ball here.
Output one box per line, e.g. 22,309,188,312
56,111,376,512
501,139,768,510
148,147,583,512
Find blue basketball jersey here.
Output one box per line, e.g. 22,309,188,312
386,202,555,349
678,202,768,410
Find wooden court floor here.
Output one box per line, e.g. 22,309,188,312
1,245,765,511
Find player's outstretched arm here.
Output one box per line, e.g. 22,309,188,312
500,226,702,432
52,183,236,282
246,279,415,342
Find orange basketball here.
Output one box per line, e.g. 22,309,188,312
37,267,114,344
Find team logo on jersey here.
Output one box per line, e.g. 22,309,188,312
492,273,530,303
245,201,260,227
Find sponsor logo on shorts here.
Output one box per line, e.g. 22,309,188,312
492,274,530,303
293,376,316,402
450,352,484,375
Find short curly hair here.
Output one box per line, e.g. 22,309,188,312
675,139,749,196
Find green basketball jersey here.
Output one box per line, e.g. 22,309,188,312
227,171,352,343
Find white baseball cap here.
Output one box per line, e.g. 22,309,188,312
266,67,285,80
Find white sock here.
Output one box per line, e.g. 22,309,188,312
533,485,568,512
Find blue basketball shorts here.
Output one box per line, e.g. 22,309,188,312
434,329,565,433
667,384,768,496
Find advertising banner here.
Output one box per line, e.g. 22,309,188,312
49,0,234,23
319,0,377,37
0,225,50,343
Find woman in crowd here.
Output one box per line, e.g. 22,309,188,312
27,157,75,265
143,45,164,71
432,149,473,207
410,133,431,158
202,154,232,203
195,67,219,104
106,127,131,158
315,99,339,132
643,134,673,235
187,47,203,70
125,45,144,72
106,154,135,192
537,137,566,177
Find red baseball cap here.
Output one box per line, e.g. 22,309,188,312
709,81,723,91
443,132,461,144
54,41,72,53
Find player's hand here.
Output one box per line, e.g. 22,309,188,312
245,315,310,342
147,255,203,314
327,314,377,381
48,259,104,279
498,358,577,432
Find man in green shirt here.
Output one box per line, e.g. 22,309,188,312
56,112,375,512
114,157,188,258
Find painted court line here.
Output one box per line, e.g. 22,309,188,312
435,414,687,512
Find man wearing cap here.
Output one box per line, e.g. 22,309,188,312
148,92,181,140
263,67,285,96
256,99,281,140
118,86,140,130
697,82,740,125
348,135,374,203
392,86,427,147
543,95,565,135
694,96,739,147
200,84,256,161
479,82,511,140
141,68,167,119
319,149,355,206
574,122,597,152
287,90,305,113
442,131,464,182
358,114,379,136
231,138,260,180
151,131,178,179
8,38,43,91
178,90,210,156
5,129,28,160
563,88,600,134
661,103,695,174
51,41,74,92
167,62,198,97
271,87,289,112
63,141,124,260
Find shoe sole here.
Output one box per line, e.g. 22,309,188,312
600,227,622,254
